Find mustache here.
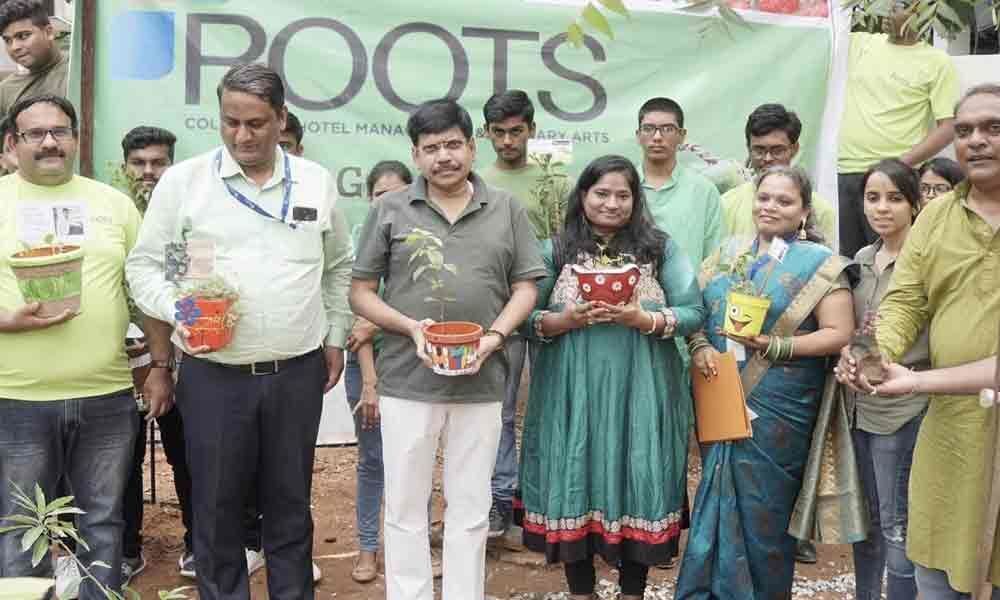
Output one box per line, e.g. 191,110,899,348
33,150,65,160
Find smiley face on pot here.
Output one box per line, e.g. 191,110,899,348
728,304,755,334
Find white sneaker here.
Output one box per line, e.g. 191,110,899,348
54,555,82,600
245,548,266,576
312,561,322,583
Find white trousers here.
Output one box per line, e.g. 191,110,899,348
380,395,502,600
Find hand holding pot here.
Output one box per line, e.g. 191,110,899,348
863,362,920,397
467,332,504,374
561,301,609,329
409,318,435,369
835,344,877,394
719,327,769,352
0,302,76,333
175,324,212,355
598,301,648,330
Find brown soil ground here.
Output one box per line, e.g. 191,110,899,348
126,372,856,600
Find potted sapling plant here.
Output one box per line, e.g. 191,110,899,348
9,233,85,317
720,248,773,338
571,241,641,306
174,276,240,352
849,309,887,385
404,227,482,376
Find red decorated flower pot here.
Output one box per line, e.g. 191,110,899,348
187,298,235,351
571,264,641,306
423,321,483,376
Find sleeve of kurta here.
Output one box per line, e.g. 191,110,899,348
322,204,354,348
522,239,556,341
702,186,724,264
125,169,182,325
876,214,931,363
659,238,706,337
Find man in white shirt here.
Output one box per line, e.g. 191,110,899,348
126,63,353,600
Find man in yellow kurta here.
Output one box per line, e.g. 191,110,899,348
875,84,1000,597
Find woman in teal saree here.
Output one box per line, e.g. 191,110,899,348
676,166,855,599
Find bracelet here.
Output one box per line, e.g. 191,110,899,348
531,311,554,344
641,310,658,335
485,329,507,348
687,331,712,355
659,309,678,339
149,356,175,372
763,336,794,362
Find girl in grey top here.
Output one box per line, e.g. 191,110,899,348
850,158,929,600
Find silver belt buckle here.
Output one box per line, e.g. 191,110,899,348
250,361,279,376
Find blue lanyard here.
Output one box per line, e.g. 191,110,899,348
215,149,295,229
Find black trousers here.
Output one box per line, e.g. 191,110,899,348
122,406,194,558
837,172,878,259
176,350,325,600
564,558,649,596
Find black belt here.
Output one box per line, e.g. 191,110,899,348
190,347,322,376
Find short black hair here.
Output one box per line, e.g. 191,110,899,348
637,97,684,129
745,103,802,146
0,0,49,33
121,126,177,162
483,90,534,127
406,98,473,145
8,94,77,134
216,63,285,114
283,111,304,145
954,82,1000,115
366,160,413,199
0,116,13,140
918,157,964,187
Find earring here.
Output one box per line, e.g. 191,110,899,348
798,219,807,241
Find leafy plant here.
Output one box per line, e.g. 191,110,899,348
682,0,754,40
109,161,152,216
844,0,996,40
0,482,192,600
566,0,630,47
527,152,571,237
404,227,457,321
592,241,634,268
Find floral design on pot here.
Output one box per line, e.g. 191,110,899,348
175,276,240,352
571,263,641,306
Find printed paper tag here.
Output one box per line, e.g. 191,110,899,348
15,202,87,246
768,237,789,263
184,239,216,279
527,138,573,165
747,407,759,421
726,338,747,362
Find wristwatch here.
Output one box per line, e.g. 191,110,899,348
149,356,175,372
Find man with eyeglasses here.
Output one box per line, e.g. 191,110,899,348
837,0,959,258
636,97,722,271
0,95,144,599
350,98,544,600
0,0,70,123
721,104,836,244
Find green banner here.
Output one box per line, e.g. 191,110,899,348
79,0,833,228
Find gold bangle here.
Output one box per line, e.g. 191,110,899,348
642,310,658,335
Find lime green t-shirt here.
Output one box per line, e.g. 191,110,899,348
721,181,837,246
479,163,571,240
0,174,141,401
838,32,959,173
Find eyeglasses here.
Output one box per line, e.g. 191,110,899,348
920,183,952,198
638,124,680,137
16,127,75,145
419,139,467,155
750,145,791,160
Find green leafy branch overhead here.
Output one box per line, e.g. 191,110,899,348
566,0,630,46
845,0,998,40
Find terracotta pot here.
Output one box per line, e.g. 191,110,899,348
571,264,641,306
9,245,85,317
187,297,235,351
423,321,483,376
723,291,772,338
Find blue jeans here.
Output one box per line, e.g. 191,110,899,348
344,355,383,553
852,412,923,600
915,563,1000,599
0,390,137,600
492,337,526,506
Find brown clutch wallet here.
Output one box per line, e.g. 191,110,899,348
691,350,752,443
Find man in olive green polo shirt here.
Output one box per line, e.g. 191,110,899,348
350,98,544,600
478,89,570,538
836,0,959,257
722,104,836,245
0,1,70,121
636,97,722,271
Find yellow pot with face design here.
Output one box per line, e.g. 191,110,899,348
724,291,771,338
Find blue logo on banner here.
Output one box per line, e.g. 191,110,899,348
110,11,175,80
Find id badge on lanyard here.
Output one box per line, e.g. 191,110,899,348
215,149,296,229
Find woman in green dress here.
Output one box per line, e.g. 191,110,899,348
515,155,705,599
